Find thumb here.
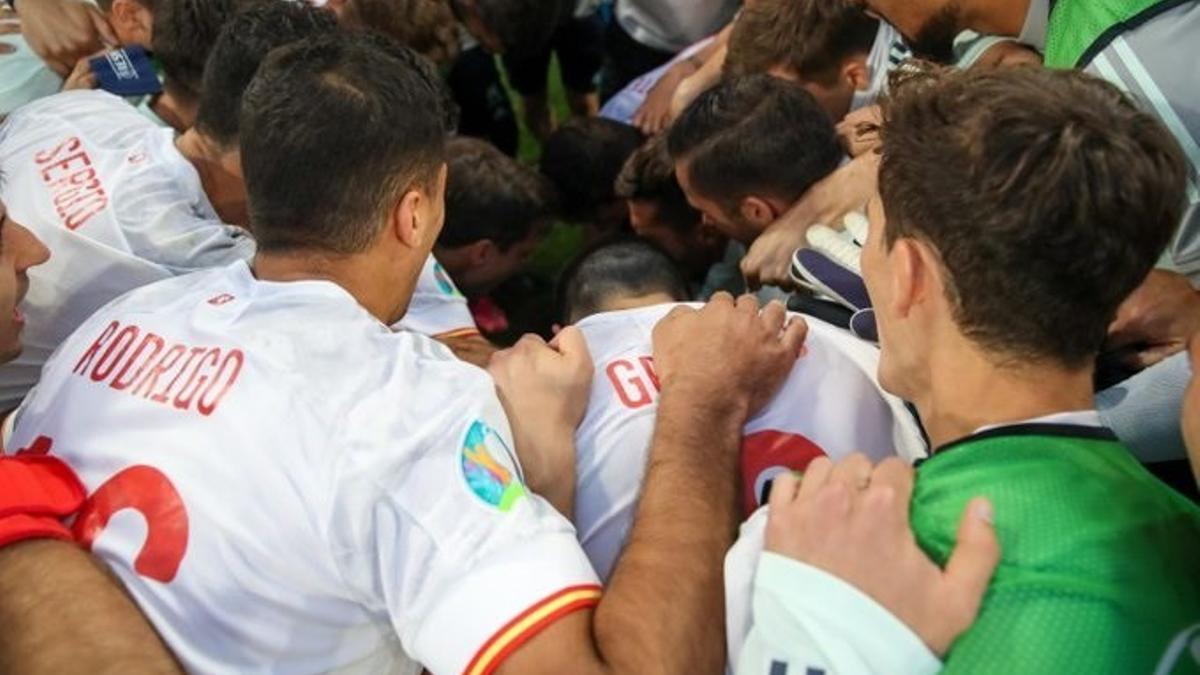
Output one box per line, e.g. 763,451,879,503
549,325,592,365
942,497,1000,625
90,9,120,48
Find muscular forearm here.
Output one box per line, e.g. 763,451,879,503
0,540,180,674
591,387,745,674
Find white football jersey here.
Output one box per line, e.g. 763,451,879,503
599,36,716,126
394,254,480,339
0,90,254,411
8,261,600,675
573,304,927,581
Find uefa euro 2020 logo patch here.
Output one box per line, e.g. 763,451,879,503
461,420,526,511
433,262,463,298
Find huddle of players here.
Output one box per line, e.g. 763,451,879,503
1,0,1200,673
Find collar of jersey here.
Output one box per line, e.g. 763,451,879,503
230,260,383,326
925,420,1118,461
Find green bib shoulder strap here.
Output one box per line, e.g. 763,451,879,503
1044,0,1191,68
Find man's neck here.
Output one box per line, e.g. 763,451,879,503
151,91,197,133
916,340,1095,449
252,249,415,326
964,0,1031,37
175,130,248,227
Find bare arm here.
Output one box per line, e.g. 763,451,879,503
438,332,498,368
14,0,116,76
497,296,808,674
0,540,180,674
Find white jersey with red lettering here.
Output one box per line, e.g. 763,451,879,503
0,89,254,412
7,261,599,675
393,254,480,339
573,304,927,581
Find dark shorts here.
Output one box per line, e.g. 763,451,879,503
447,46,519,156
502,12,605,97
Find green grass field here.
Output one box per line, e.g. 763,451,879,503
490,55,587,342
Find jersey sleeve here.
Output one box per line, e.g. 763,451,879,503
327,355,600,675
393,257,480,339
735,552,941,675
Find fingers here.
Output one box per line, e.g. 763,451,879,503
942,497,1000,624
767,471,800,511
89,8,119,48
780,316,809,359
869,457,915,507
828,453,873,493
794,456,832,503
759,300,786,336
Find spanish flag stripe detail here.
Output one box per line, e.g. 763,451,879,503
434,328,483,340
462,584,603,675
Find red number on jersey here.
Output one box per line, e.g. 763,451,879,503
73,465,190,583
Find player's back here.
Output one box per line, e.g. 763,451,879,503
0,90,253,410
912,427,1200,673
6,261,520,673
574,303,926,580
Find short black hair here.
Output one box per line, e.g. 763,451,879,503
151,0,246,104
615,135,700,235
240,32,451,254
194,2,338,148
540,118,644,222
440,137,558,250
558,237,689,323
668,74,842,212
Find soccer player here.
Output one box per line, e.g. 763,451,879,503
539,117,643,237
559,238,927,580
0,193,180,673
435,137,558,299
9,32,805,673
668,74,842,247
724,0,908,124
0,2,335,412
736,66,1200,673
613,135,732,297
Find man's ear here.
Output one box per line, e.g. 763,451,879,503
466,239,497,266
892,237,936,319
390,189,425,249
842,57,871,92
110,0,153,45
738,196,776,230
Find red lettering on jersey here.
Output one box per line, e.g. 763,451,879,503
111,332,165,391
196,350,243,416
71,321,244,416
33,136,81,164
171,348,219,410
207,294,234,306
91,324,139,381
73,321,120,374
34,135,109,231
739,430,827,517
606,357,661,409
131,344,186,398
74,465,189,583
152,346,205,404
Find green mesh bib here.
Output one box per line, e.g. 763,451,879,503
911,427,1200,673
1044,0,1187,68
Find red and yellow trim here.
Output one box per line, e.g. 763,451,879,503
434,327,483,340
462,584,603,675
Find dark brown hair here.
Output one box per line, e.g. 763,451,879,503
879,65,1187,367
614,135,699,235
725,0,878,85
343,0,460,66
